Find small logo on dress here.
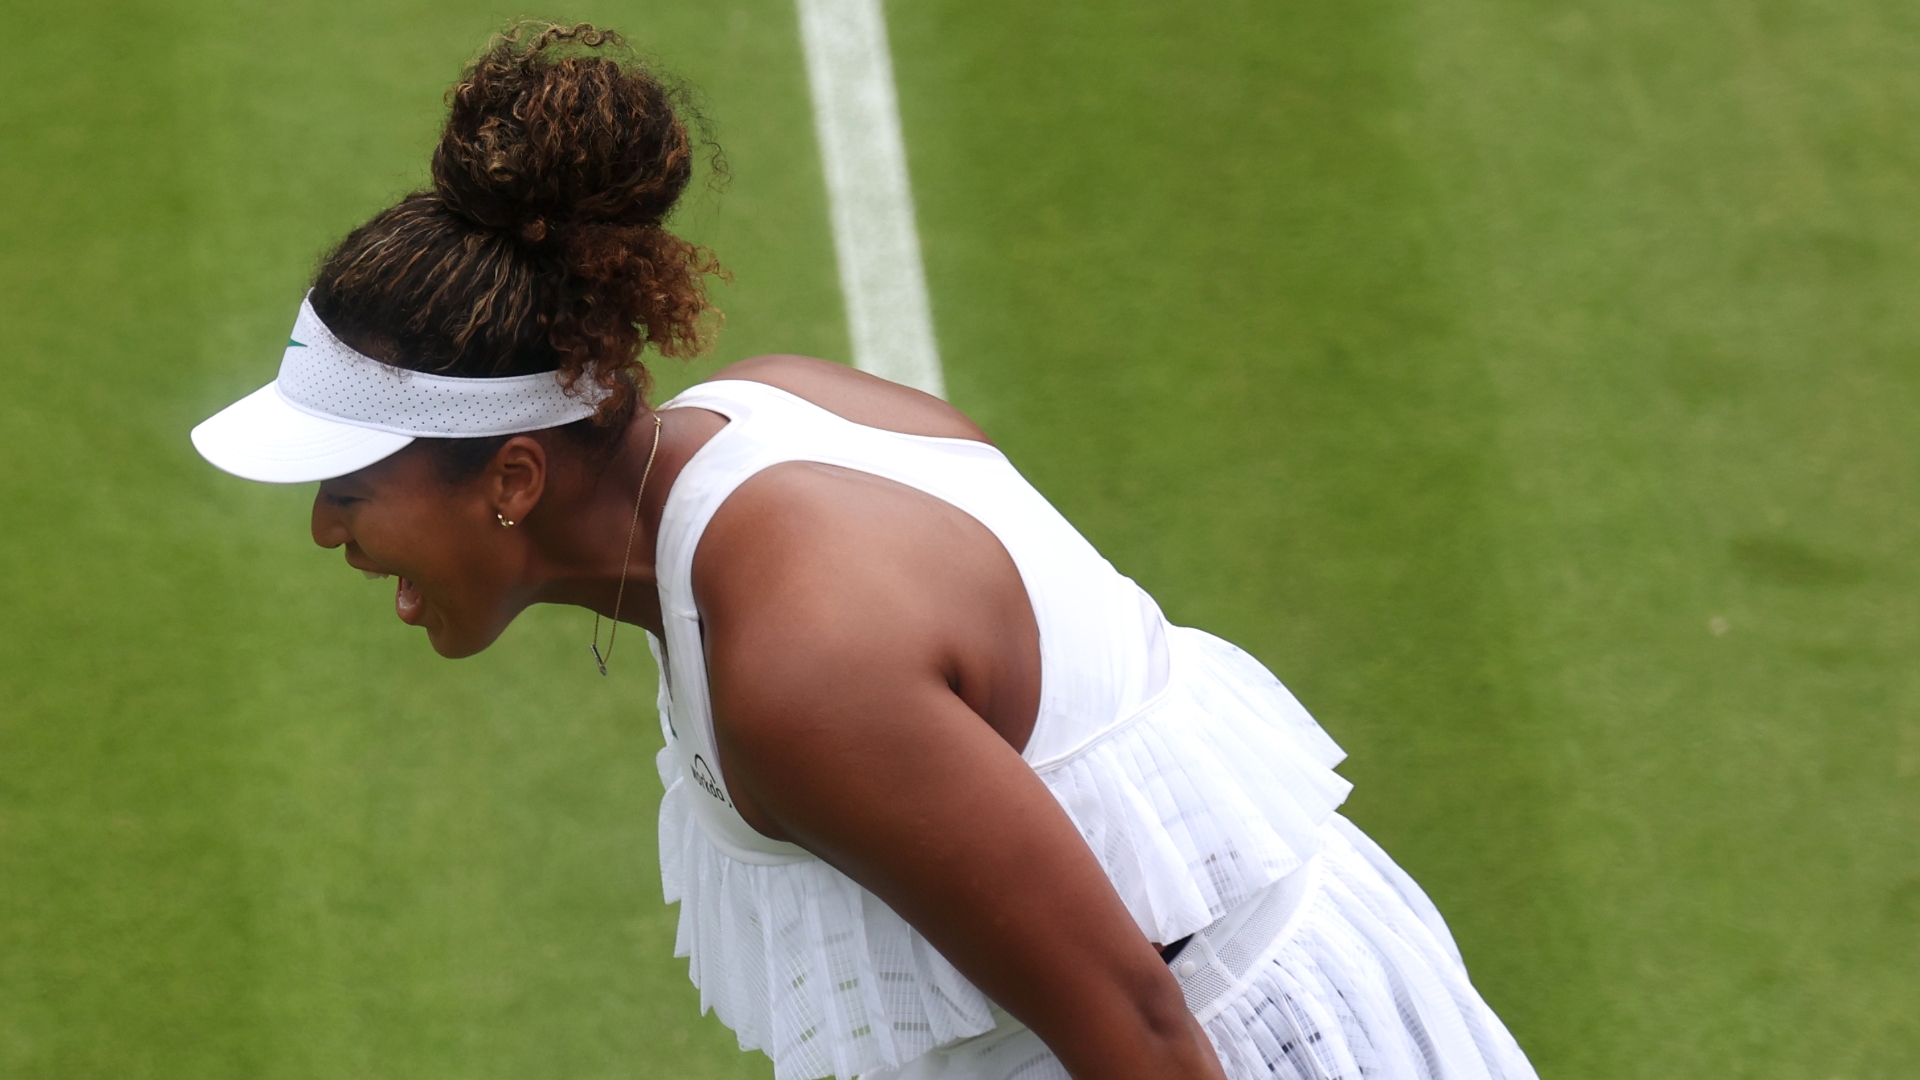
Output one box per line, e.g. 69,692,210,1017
691,754,730,806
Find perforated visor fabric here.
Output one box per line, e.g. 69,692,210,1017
274,297,606,438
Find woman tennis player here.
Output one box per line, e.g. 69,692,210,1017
191,24,1536,1080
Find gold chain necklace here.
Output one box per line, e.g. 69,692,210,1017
591,411,664,675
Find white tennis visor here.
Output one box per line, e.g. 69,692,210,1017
191,294,606,483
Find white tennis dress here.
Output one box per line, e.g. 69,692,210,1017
648,380,1536,1080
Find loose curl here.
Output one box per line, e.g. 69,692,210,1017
310,21,725,429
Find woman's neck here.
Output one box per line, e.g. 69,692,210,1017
522,403,730,636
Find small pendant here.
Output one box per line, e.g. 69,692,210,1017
591,642,609,676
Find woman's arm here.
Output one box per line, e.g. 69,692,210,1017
694,463,1227,1080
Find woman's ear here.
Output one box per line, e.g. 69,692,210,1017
489,436,548,525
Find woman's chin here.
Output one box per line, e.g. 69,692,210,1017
398,583,488,657
422,614,507,660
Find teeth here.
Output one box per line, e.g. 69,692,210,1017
362,570,392,580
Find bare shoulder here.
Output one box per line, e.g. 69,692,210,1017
694,459,981,630
705,354,992,445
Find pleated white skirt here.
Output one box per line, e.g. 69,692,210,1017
867,817,1536,1080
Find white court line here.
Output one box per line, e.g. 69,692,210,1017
795,0,946,398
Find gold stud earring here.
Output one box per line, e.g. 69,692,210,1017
497,512,516,528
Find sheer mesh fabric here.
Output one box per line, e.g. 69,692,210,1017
1200,826,1535,1080
659,782,998,1077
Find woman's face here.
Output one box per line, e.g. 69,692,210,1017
310,445,528,658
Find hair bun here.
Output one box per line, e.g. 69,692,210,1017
431,22,696,244
312,21,724,423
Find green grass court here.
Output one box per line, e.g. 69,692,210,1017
3,1,1917,1076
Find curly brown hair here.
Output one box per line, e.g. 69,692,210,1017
309,22,724,426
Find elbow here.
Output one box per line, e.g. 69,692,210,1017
1119,959,1216,1063
1133,969,1199,1045
1029,959,1225,1079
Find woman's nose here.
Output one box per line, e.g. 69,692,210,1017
310,494,350,549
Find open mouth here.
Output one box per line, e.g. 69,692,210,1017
395,577,425,624
346,557,424,626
